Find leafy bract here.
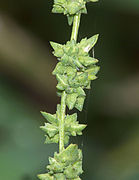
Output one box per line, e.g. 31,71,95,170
52,0,98,25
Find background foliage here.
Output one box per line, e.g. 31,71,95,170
0,0,139,179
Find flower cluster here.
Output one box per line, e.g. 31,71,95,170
52,0,98,25
38,0,99,179
38,144,82,180
40,107,86,144
51,34,100,111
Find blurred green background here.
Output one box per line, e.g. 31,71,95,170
0,0,139,179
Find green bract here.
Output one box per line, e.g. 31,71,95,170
38,144,82,180
38,0,99,179
51,35,99,111
40,109,86,144
52,0,98,25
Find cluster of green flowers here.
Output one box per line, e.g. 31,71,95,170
38,35,99,179
52,0,98,25
40,107,86,144
51,35,99,111
38,144,82,180
38,0,99,179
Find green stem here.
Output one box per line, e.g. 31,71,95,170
59,13,81,153
70,13,81,42
59,91,66,153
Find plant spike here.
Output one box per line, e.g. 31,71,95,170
38,0,99,179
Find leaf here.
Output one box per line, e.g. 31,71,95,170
52,62,65,75
88,0,99,2
67,15,74,26
38,173,54,180
40,123,58,137
66,1,85,15
83,34,99,52
85,80,91,89
52,4,64,14
76,87,86,96
54,173,65,179
66,66,77,78
56,74,68,90
60,54,70,65
78,56,98,66
65,113,86,136
41,112,58,125
66,93,78,110
75,96,85,111
64,161,83,179
47,157,64,173
45,134,59,144
86,66,100,80
78,34,99,53
55,144,80,165
73,177,81,180
50,41,64,57
88,74,97,80
86,65,100,75
76,72,88,87
65,113,77,124
74,58,84,69
81,6,87,14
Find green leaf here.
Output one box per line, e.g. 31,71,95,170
54,173,65,179
78,56,98,66
40,123,58,138
56,74,68,90
64,161,83,179
67,15,74,25
66,1,85,15
85,80,91,89
65,113,77,124
78,34,99,53
75,96,85,111
45,134,59,144
73,177,81,180
60,54,70,65
76,72,88,87
52,5,63,14
50,41,64,57
86,66,100,80
52,62,65,75
76,87,86,96
86,65,100,74
65,113,86,136
88,0,99,2
81,6,87,14
83,34,99,52
55,144,80,165
38,173,54,180
41,112,58,125
47,157,64,173
66,93,78,110
66,66,77,78
74,58,84,69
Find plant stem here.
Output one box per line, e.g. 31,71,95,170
59,91,66,153
70,13,81,42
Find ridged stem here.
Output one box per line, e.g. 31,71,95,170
59,91,66,153
70,13,81,42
